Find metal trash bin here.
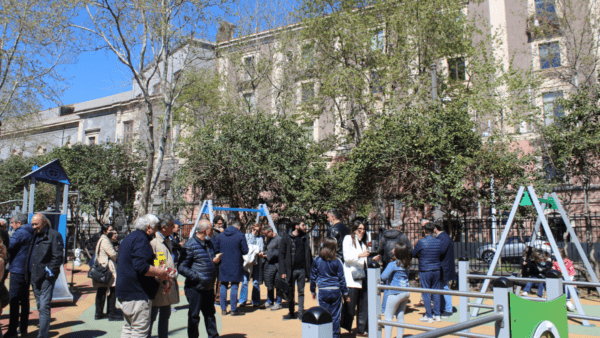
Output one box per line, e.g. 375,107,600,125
302,306,333,338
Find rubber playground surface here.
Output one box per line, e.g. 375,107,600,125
1,264,599,337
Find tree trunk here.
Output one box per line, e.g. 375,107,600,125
138,102,156,215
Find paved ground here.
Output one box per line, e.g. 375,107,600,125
1,264,599,337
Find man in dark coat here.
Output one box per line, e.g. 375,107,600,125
116,214,170,337
178,219,220,338
260,226,283,310
412,221,443,322
434,221,456,317
214,220,248,316
211,215,226,303
27,213,64,338
326,209,348,262
6,213,33,338
375,219,413,267
279,219,313,320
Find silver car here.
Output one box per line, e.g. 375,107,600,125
477,236,552,263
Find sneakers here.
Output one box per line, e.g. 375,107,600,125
419,316,434,323
237,302,247,308
441,311,453,318
521,291,528,296
230,311,244,316
566,301,575,312
260,302,272,309
283,313,297,320
434,315,441,322
270,303,283,310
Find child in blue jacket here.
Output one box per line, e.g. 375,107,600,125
310,237,350,338
381,242,411,338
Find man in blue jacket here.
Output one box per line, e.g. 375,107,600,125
412,221,442,323
214,220,248,316
27,213,64,338
116,214,170,337
6,213,33,338
434,221,456,318
179,219,221,338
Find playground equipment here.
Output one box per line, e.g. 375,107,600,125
22,159,74,303
366,258,600,338
470,185,599,326
189,199,276,236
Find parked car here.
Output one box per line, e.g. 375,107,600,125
477,236,552,263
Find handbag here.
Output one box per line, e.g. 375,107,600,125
276,278,290,301
352,269,366,280
340,297,354,331
88,238,113,285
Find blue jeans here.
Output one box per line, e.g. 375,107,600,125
220,282,239,312
148,305,171,338
318,289,343,338
419,270,441,318
239,268,260,305
523,280,544,297
32,278,56,338
185,288,219,338
384,292,409,338
439,280,453,313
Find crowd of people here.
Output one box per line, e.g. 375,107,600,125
0,208,575,338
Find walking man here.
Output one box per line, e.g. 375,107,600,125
28,213,64,338
434,221,455,318
260,226,283,310
178,219,220,338
116,214,170,337
214,220,248,316
6,214,34,338
279,219,313,320
412,221,442,323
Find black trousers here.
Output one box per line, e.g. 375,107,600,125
185,288,219,338
95,286,117,316
346,278,368,333
7,272,30,335
288,268,306,315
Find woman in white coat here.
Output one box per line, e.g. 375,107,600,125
341,218,370,336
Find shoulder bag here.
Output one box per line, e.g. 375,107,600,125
88,237,113,285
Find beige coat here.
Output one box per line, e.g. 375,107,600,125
92,234,117,288
150,233,180,307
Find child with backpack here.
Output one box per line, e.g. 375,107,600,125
310,237,350,338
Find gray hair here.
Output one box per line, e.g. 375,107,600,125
0,218,6,226
196,219,212,233
390,219,402,228
134,214,159,231
157,213,175,230
328,208,341,220
34,213,51,227
262,225,274,233
12,213,28,225
231,220,242,228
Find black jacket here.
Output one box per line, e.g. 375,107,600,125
279,229,312,281
178,235,218,291
27,228,64,285
437,231,456,282
378,229,412,267
327,222,349,262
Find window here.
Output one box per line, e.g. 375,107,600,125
88,136,96,145
535,0,557,23
539,42,561,69
152,82,161,95
448,57,466,81
302,45,314,67
301,82,315,102
371,30,384,51
243,92,255,111
242,56,255,79
543,91,563,125
302,121,314,141
371,72,383,94
123,121,134,144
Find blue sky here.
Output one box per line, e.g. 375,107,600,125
51,0,298,109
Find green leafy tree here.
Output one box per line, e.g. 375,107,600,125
540,84,600,241
49,143,145,227
0,155,55,214
177,111,330,222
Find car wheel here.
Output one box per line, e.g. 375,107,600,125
481,250,495,264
